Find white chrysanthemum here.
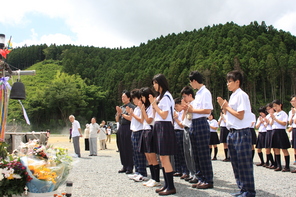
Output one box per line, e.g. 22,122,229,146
2,168,11,178
0,170,4,181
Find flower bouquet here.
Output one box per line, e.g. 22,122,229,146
0,140,29,197
19,139,73,195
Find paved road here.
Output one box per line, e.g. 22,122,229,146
48,135,296,197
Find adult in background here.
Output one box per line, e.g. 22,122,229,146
69,128,72,143
116,90,135,174
106,125,112,144
98,123,107,150
69,115,82,158
89,118,100,156
84,124,90,151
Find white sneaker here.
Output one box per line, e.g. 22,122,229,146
142,176,150,182
133,174,144,182
146,179,161,187
143,179,153,186
127,174,138,180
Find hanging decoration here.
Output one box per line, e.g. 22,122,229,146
0,77,10,140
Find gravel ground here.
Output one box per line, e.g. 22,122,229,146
48,135,296,197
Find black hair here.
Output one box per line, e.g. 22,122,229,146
180,86,194,96
258,106,267,115
209,112,215,119
152,74,169,101
266,102,273,109
291,94,296,100
174,97,182,105
227,70,243,87
122,90,131,102
122,90,131,98
272,99,283,109
139,87,155,109
130,88,141,99
189,71,203,83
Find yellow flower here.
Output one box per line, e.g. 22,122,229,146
28,163,57,184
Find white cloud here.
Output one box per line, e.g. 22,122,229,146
274,12,296,34
4,0,296,48
17,33,75,47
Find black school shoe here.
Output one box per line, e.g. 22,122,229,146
118,169,127,173
185,176,193,181
189,178,198,183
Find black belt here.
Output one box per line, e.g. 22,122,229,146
229,128,248,133
174,129,183,132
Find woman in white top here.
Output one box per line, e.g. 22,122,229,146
139,87,160,186
255,106,268,166
218,110,230,161
149,74,177,195
270,99,290,172
264,103,276,168
288,95,296,173
208,112,219,160
84,124,90,151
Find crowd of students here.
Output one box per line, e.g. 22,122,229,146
115,70,295,197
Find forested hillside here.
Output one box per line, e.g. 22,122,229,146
6,21,296,131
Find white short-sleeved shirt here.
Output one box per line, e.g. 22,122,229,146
288,110,296,128
155,91,174,122
107,128,111,135
89,123,100,138
226,88,252,130
182,100,194,128
130,106,143,132
249,113,256,128
143,105,154,130
208,119,218,132
272,110,288,129
256,117,267,132
218,115,227,127
192,85,213,119
174,110,184,130
266,114,273,130
72,120,81,137
98,127,106,140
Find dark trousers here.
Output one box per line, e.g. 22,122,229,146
228,128,255,196
85,138,89,151
118,124,134,171
174,129,189,175
183,128,196,177
190,118,213,184
131,130,147,176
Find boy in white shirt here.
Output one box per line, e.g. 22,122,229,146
184,71,213,189
217,70,255,197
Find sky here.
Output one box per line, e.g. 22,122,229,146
1,0,296,49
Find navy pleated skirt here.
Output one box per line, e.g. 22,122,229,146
255,132,266,149
154,121,176,155
271,129,290,149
